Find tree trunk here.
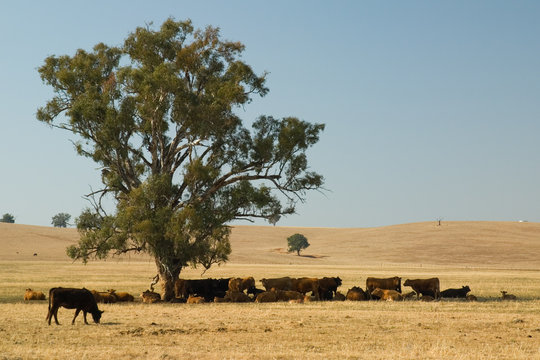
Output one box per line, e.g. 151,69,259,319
297,249,300,256
156,260,182,302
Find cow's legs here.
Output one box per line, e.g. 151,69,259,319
53,307,60,325
83,311,89,324
72,308,81,325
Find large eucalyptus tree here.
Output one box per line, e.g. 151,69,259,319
37,18,324,300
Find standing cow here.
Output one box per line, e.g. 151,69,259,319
403,278,440,300
46,287,103,325
365,277,402,296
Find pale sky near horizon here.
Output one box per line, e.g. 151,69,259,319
1,1,539,228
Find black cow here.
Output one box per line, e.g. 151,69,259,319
440,286,471,298
46,287,103,325
318,277,342,300
175,278,231,302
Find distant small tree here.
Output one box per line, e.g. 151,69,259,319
1,213,15,223
52,213,71,227
287,233,310,256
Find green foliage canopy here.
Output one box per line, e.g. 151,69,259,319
37,18,324,300
1,213,15,223
51,213,71,227
287,233,310,256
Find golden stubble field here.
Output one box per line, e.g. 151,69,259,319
1,222,539,359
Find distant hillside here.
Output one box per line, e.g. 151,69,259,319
1,221,539,268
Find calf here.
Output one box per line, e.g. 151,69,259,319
141,290,161,304
91,290,117,303
440,286,471,299
186,295,205,304
107,289,134,302
24,288,46,301
46,287,103,325
466,294,478,302
501,291,517,300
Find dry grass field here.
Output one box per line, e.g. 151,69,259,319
1,221,539,359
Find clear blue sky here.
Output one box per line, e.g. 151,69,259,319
1,1,539,228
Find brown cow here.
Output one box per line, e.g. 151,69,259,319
255,291,278,303
402,291,417,300
272,289,304,302
333,292,346,301
318,277,342,300
140,290,161,304
187,295,205,304
346,287,367,301
292,278,320,299
366,277,402,297
228,277,256,293
403,278,440,299
371,288,403,301
260,277,293,291
24,288,46,301
46,287,103,325
466,294,478,302
224,290,252,303
91,290,117,303
107,289,134,302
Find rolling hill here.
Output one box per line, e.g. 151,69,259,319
1,221,539,268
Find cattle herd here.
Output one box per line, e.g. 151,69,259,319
22,275,520,325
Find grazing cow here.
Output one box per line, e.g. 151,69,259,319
501,291,517,300
24,288,46,301
318,277,342,300
466,294,478,302
224,290,252,303
228,277,256,294
370,288,403,301
107,289,134,302
292,278,320,299
403,278,440,299
333,292,346,301
260,277,293,291
46,287,103,325
141,290,161,304
440,286,471,299
187,295,205,304
346,287,367,301
255,291,278,303
366,277,402,298
272,289,304,302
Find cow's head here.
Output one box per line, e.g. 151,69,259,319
462,286,471,293
334,277,342,286
92,310,104,324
